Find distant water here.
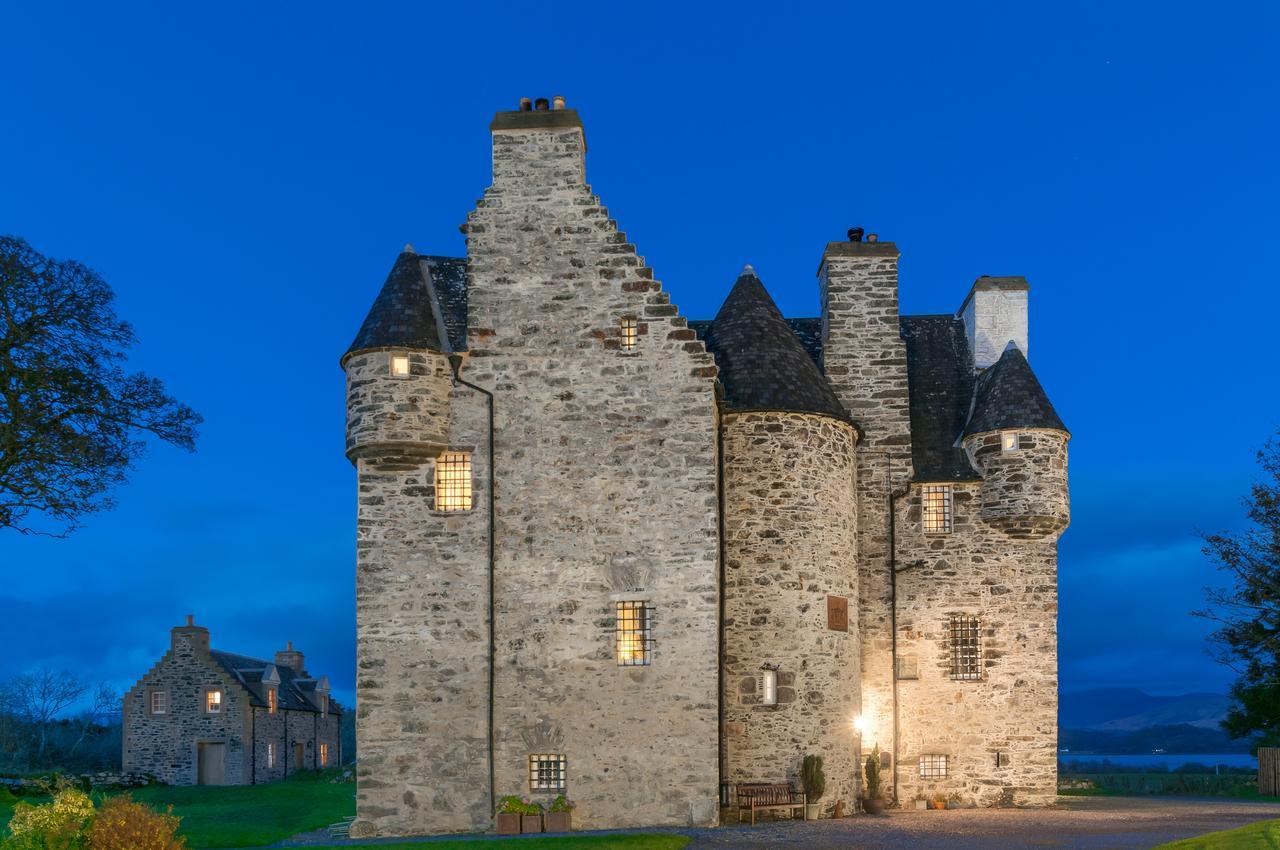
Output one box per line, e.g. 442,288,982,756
1060,753,1258,771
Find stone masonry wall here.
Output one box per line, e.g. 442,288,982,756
964,430,1069,540
892,478,1062,806
345,349,453,462
721,412,860,810
123,632,252,786
252,707,343,783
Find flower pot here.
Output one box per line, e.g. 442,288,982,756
863,796,886,815
495,813,520,835
521,814,543,833
545,811,571,832
931,800,946,810
804,803,821,820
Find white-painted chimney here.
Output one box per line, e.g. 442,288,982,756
958,276,1029,369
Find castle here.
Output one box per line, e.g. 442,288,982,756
342,98,1068,837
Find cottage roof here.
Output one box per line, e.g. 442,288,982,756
695,269,851,424
964,345,1068,437
209,650,341,715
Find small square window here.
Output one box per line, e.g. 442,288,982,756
435,452,473,512
616,601,653,666
1001,431,1020,452
267,688,277,714
206,689,222,714
529,754,566,791
949,614,982,681
922,485,953,534
150,691,167,715
619,317,638,351
390,354,411,377
920,754,949,779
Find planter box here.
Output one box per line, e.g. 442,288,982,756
545,811,571,832
495,813,520,835
521,814,543,833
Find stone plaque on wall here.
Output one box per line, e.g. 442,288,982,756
826,596,848,631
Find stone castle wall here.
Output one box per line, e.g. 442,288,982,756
721,412,861,809
344,349,453,462
964,429,1069,539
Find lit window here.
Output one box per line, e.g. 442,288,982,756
267,688,277,714
206,689,222,714
620,317,638,351
919,754,949,779
949,614,982,681
150,691,167,715
922,485,953,534
267,743,276,769
319,743,329,767
757,669,778,706
390,354,411,377
1001,431,1020,452
529,754,566,791
434,452,473,512
615,601,652,666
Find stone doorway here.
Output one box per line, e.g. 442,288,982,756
197,742,225,785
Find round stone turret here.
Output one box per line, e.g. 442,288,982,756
342,248,453,464
963,345,1069,540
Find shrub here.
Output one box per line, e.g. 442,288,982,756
547,795,574,813
801,754,825,803
864,745,883,800
495,795,542,815
4,787,94,850
85,796,184,850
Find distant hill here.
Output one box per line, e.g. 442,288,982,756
1060,688,1231,731
1059,723,1253,755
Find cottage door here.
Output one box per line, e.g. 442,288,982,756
294,742,305,769
197,742,226,785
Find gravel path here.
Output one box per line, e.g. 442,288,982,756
259,796,1280,849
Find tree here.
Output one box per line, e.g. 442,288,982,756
0,235,201,535
1196,431,1280,748
69,682,120,756
0,667,86,763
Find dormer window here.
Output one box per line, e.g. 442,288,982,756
1001,431,1020,452
619,317,638,351
390,353,411,377
267,688,277,714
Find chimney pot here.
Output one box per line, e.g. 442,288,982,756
534,97,550,111
186,614,194,626
847,227,864,243
519,97,532,111
552,95,566,111
866,233,878,243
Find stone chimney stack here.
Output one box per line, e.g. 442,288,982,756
958,276,1029,370
275,640,306,675
488,96,586,190
170,614,210,655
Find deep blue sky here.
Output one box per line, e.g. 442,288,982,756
2,3,1277,710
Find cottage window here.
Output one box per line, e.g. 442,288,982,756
922,485,953,534
919,754,949,779
620,317,638,351
434,452,473,512
206,689,222,714
150,691,167,714
390,353,411,377
1001,431,1020,452
615,600,652,666
319,743,330,767
529,754,567,791
267,743,276,769
320,694,328,718
949,614,982,681
267,688,277,714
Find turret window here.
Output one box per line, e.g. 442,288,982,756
1001,431,1020,452
620,317,638,351
390,353,411,377
922,485,953,534
615,600,653,666
949,614,982,681
434,452,473,512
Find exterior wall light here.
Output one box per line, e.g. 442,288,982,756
758,666,778,707
853,715,867,735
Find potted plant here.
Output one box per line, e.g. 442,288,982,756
931,795,947,810
495,796,523,835
545,794,573,832
520,799,544,834
862,745,887,815
801,754,825,820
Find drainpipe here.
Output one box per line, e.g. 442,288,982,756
887,469,913,806
449,353,497,816
250,707,256,785
714,391,727,807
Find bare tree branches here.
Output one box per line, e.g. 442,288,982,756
0,667,87,761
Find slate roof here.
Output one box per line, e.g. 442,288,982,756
900,316,982,481
964,345,1068,437
695,270,851,423
346,250,455,356
209,650,341,715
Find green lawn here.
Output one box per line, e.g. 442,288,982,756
1154,818,1280,849
350,839,689,850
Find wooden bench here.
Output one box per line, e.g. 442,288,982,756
735,782,805,825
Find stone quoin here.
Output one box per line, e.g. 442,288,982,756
342,98,1069,837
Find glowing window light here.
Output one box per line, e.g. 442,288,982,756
434,452,473,512
267,688,277,714
206,689,222,714
615,601,652,666
319,743,329,767
1001,431,1020,452
758,669,778,706
922,484,953,534
620,317,638,351
390,354,411,376
529,753,567,791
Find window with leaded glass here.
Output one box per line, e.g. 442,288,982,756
949,614,982,681
529,754,566,791
922,484,953,533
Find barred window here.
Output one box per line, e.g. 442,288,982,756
529,753,566,791
615,601,653,666
620,317,638,351
922,484,953,533
919,754,949,779
150,691,167,714
949,614,982,680
390,353,411,377
1001,431,1020,452
435,452,473,512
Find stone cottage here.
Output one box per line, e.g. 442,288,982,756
342,97,1068,837
123,617,342,785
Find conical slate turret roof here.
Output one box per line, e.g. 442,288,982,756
964,344,1068,436
345,248,447,356
702,268,851,423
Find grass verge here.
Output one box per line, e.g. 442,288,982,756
1153,818,1280,849
349,838,690,850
